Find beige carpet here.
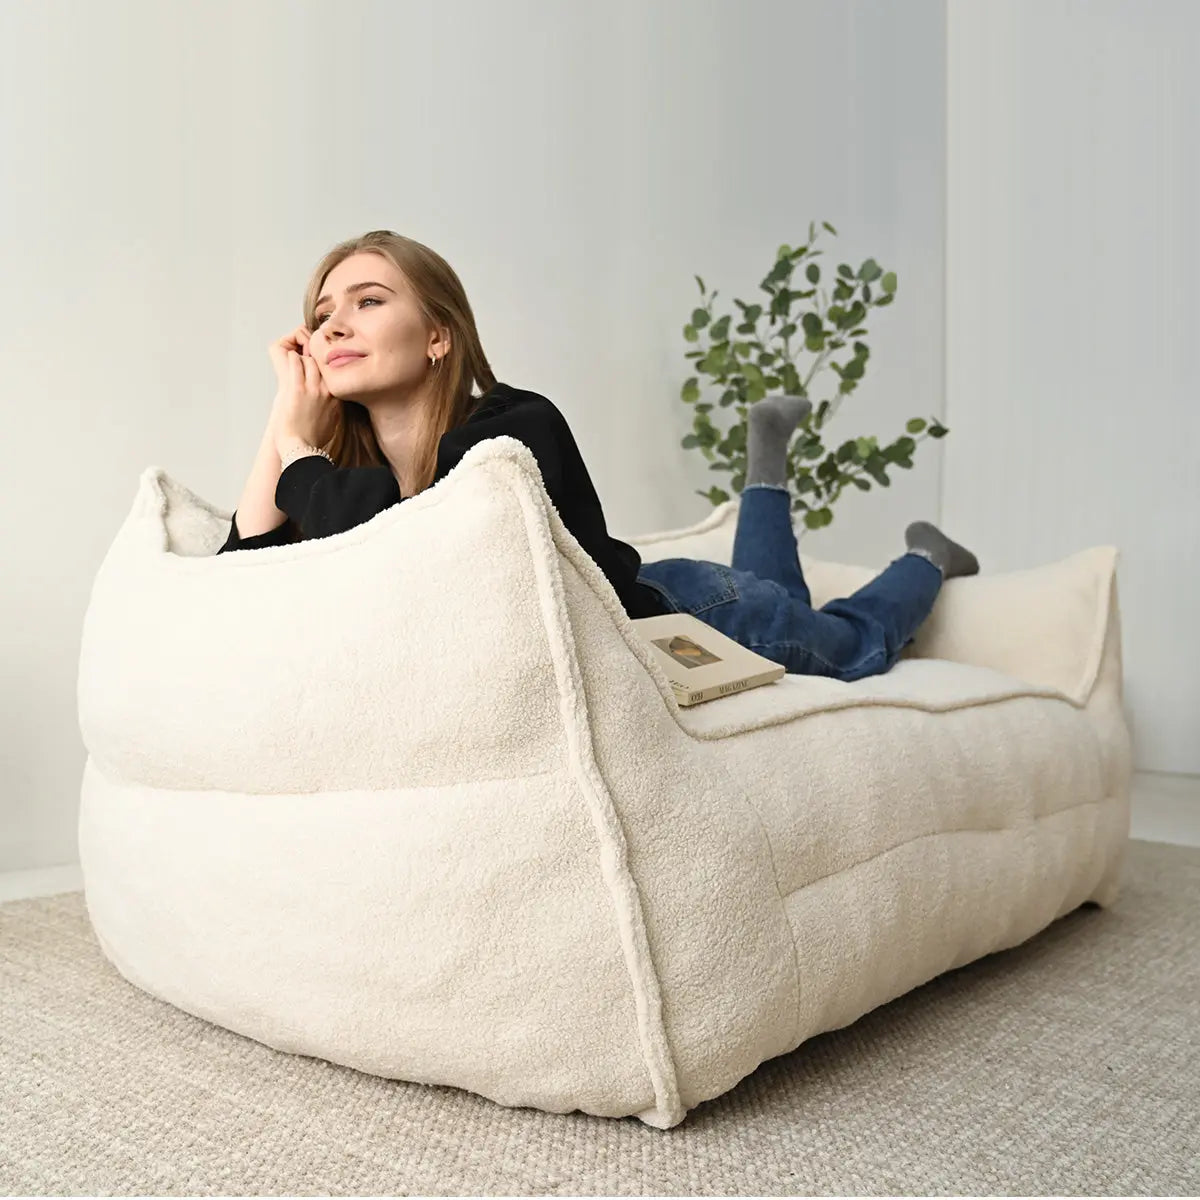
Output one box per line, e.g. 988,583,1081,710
1,837,1197,1197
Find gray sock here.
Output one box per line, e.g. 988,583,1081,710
744,395,813,488
905,521,980,579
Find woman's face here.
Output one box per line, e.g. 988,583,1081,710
311,253,440,398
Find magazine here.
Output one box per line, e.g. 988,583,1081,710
630,612,786,706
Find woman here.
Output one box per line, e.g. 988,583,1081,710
221,229,979,681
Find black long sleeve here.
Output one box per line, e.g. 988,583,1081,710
273,456,402,539
216,460,401,552
216,512,296,553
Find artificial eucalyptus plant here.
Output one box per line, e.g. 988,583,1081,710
680,219,948,530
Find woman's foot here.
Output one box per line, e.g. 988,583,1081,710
905,521,980,579
745,394,813,488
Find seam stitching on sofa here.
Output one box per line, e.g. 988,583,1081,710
84,752,561,795
493,444,685,1127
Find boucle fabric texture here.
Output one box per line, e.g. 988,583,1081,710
76,436,1130,1129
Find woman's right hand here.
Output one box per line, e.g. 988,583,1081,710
266,324,316,436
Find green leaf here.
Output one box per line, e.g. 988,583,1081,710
763,258,792,287
821,220,838,235
801,312,823,337
864,456,890,486
806,263,820,284
906,417,927,434
684,324,698,343
837,263,855,279
858,258,883,282
852,477,871,491
928,423,949,438
692,308,710,328
881,271,897,294
681,434,700,449
695,275,706,294
680,377,700,403
805,334,825,353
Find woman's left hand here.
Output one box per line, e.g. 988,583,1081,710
272,333,341,456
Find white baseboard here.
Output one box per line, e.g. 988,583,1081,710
2,772,1197,905
1128,769,1200,848
0,862,84,904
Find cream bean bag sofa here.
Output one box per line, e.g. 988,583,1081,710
76,436,1131,1130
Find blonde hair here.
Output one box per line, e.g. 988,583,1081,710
302,230,497,496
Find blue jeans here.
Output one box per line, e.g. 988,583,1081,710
635,483,945,680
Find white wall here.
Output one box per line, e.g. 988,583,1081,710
946,0,1199,774
0,0,947,874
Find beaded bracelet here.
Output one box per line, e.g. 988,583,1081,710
280,443,335,471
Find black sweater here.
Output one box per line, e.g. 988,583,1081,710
218,380,668,621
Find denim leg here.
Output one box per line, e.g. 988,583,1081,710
642,503,946,681
818,551,945,669
730,484,811,606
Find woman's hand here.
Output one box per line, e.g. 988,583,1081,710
268,324,342,457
